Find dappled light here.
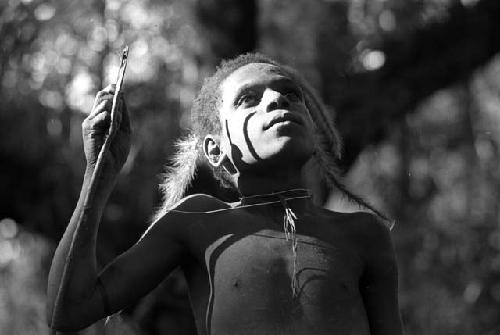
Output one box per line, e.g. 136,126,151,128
2,0,500,334
360,49,386,71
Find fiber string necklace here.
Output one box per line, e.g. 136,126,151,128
241,188,306,297
279,193,300,297
169,188,312,213
170,188,311,297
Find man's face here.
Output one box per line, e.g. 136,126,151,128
216,63,315,173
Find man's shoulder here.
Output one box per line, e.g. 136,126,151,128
344,211,391,233
173,193,232,213
149,194,231,233
339,211,395,262
319,209,393,247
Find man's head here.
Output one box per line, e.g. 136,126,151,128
191,53,342,189
203,62,316,179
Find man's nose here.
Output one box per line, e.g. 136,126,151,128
263,89,289,113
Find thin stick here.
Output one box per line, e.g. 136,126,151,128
50,46,129,332
108,46,129,141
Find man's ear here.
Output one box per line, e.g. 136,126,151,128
203,135,226,167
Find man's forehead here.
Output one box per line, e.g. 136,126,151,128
221,63,290,92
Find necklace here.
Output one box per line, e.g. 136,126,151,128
170,188,311,297
240,188,311,200
277,193,301,297
169,188,311,214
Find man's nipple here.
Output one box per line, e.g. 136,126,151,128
233,278,242,289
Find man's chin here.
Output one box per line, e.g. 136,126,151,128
269,137,314,157
261,147,313,167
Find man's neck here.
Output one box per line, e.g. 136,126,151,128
236,169,306,197
234,178,312,228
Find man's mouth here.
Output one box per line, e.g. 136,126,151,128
264,112,304,130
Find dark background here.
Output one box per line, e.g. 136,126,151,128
1,0,500,334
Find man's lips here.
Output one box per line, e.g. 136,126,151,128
264,111,304,130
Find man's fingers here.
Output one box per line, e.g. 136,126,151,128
88,101,109,120
102,84,116,94
94,88,114,102
90,93,120,120
92,93,113,111
88,97,129,131
91,111,111,131
92,84,116,108
89,87,129,135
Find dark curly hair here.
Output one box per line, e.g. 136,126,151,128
155,53,392,227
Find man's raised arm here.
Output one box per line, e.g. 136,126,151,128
46,84,132,330
45,85,189,332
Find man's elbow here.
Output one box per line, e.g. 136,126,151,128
48,320,86,333
47,314,96,332
46,301,97,332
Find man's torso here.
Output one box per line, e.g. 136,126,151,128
172,197,371,335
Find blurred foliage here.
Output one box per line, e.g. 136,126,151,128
1,0,500,334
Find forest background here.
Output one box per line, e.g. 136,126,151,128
1,0,500,334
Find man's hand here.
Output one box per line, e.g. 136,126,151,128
82,84,131,176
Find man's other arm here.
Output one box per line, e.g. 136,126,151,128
359,213,404,335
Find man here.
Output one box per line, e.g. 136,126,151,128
47,53,403,335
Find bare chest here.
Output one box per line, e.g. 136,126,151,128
202,230,367,334
207,230,363,293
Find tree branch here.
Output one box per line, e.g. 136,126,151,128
330,0,500,170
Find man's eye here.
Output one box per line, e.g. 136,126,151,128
237,93,258,106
